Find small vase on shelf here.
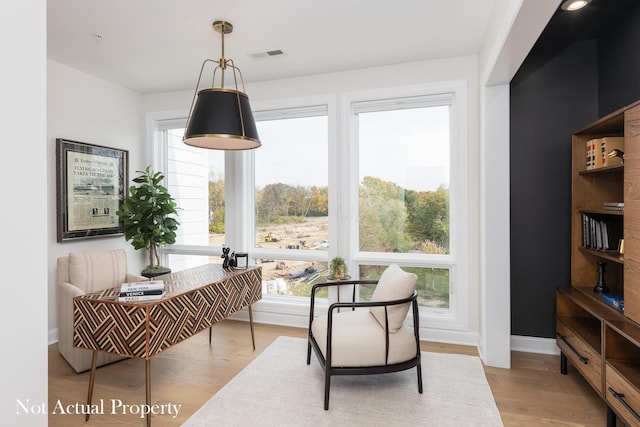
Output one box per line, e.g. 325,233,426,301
594,261,609,293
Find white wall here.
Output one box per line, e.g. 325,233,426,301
144,55,483,342
47,60,146,340
2,1,47,425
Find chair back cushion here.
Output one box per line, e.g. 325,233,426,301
68,250,128,293
369,264,417,333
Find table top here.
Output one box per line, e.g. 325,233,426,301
76,263,261,304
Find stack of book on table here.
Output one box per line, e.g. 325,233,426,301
118,280,165,302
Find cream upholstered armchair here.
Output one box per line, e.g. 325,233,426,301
307,264,422,410
57,249,145,373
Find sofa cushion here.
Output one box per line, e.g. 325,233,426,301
68,250,128,293
369,264,417,333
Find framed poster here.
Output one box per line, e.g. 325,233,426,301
56,138,128,241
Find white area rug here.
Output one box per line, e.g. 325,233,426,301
183,336,503,426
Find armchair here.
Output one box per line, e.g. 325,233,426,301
57,249,145,373
307,264,422,410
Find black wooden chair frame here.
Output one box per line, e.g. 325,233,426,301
306,280,423,409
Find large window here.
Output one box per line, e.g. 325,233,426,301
345,84,468,329
252,107,329,298
356,104,451,308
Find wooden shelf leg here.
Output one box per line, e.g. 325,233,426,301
560,351,568,375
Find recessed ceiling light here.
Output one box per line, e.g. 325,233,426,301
561,0,591,11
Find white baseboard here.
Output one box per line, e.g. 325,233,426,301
49,328,59,346
421,328,479,347
510,335,560,355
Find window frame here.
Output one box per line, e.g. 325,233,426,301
341,81,469,331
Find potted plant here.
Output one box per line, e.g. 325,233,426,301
329,256,348,279
117,166,179,277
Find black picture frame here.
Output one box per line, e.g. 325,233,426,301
56,138,128,242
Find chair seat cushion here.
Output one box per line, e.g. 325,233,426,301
311,309,418,367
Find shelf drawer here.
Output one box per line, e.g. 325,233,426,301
557,321,603,394
606,364,640,426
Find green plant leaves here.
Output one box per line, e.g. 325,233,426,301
116,166,180,267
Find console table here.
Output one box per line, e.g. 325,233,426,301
73,263,262,426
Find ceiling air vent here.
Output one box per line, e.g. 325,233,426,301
249,49,286,59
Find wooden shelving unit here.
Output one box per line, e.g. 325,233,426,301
558,99,640,426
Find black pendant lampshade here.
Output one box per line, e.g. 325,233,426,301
183,21,261,150
185,88,260,149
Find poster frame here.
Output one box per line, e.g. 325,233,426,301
56,138,128,241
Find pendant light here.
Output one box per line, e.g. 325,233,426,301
183,20,261,150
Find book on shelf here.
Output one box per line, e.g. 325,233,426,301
602,294,624,312
119,280,165,293
586,139,598,170
603,202,624,211
581,213,619,251
118,291,166,302
585,213,592,246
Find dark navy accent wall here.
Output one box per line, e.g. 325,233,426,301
510,41,598,338
598,5,640,116
510,3,640,338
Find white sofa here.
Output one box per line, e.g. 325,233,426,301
57,249,145,373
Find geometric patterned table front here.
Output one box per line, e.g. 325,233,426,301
73,264,262,360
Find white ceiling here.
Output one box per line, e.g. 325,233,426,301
47,0,497,94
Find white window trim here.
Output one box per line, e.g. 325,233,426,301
147,110,187,171
341,80,469,332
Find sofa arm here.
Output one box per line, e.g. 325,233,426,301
58,282,84,349
57,281,126,373
60,281,85,298
57,281,85,371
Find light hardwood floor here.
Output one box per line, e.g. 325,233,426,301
49,320,616,426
